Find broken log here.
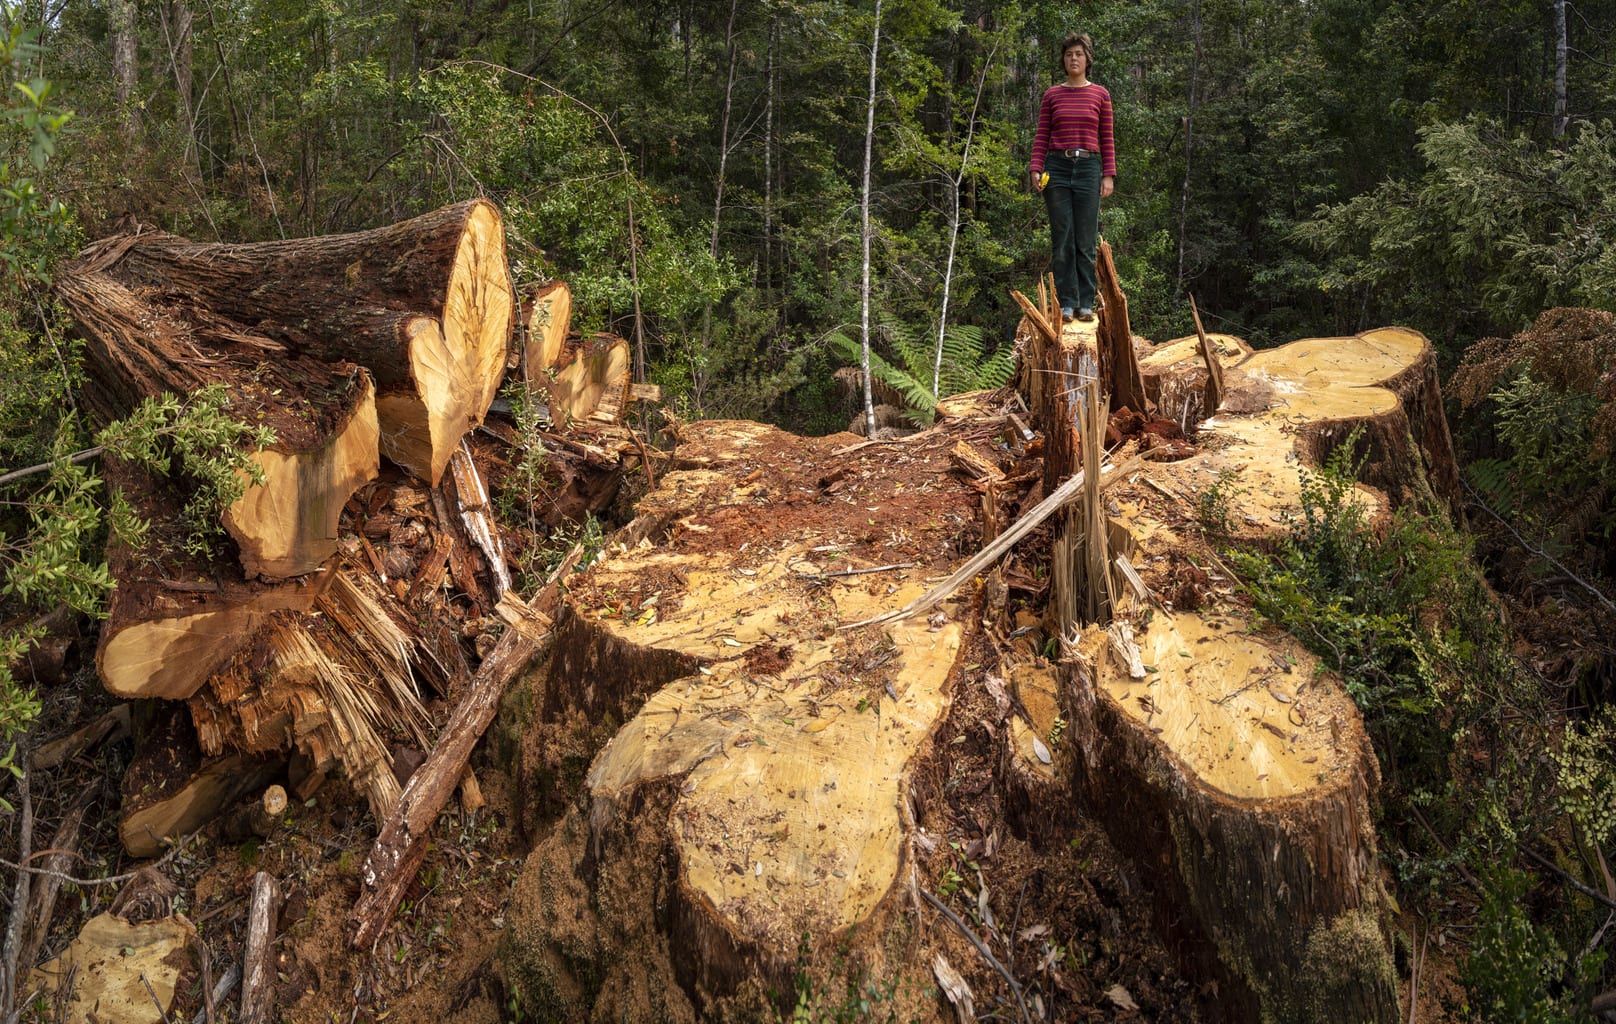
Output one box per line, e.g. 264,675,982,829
1094,240,1149,416
77,199,513,485
96,461,334,701
546,333,631,427
1189,294,1225,413
224,784,287,841
57,271,381,579
239,872,280,1024
501,419,982,1010
350,593,550,948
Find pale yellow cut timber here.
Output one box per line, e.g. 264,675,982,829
1089,327,1430,799
99,586,322,701
121,754,281,857
224,373,380,579
525,280,572,378
449,200,515,426
548,336,629,425
29,913,195,1024
587,548,959,951
375,316,469,484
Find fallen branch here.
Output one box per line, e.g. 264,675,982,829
844,455,1143,629
350,593,552,947
239,873,279,1024
1462,479,1616,615
820,562,917,579
1524,847,1616,912
918,887,1032,1024
188,964,238,1024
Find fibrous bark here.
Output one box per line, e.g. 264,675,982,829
58,271,380,579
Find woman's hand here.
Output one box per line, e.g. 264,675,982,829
1032,170,1045,192
1101,175,1115,199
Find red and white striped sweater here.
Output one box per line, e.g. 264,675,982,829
1030,83,1116,179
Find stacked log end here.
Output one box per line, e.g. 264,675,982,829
56,201,523,855
74,198,512,486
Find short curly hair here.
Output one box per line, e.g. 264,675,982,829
1060,32,1095,75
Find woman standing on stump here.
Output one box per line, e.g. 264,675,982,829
1031,32,1115,323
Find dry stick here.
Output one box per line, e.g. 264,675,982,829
0,446,103,488
918,887,1033,1024
192,934,214,1024
625,425,658,491
188,964,238,1024
140,974,173,1024
350,595,551,948
239,873,279,1024
820,562,917,579
0,759,32,1018
0,823,205,888
843,455,1143,629
1461,479,1616,615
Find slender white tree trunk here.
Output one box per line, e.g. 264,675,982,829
933,42,995,397
1553,0,1568,137
764,19,776,287
1177,0,1203,294
709,0,740,260
859,0,883,436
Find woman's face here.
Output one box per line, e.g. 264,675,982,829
1063,45,1088,77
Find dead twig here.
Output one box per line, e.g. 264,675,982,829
141,973,173,1024
919,887,1033,1024
1523,847,1616,912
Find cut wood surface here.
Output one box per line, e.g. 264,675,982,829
122,741,282,859
75,199,513,484
521,280,571,382
504,418,984,1006
546,333,631,426
57,271,381,578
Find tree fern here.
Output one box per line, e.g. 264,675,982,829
831,317,1015,425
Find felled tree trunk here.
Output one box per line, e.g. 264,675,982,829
502,420,981,1013
57,272,380,579
77,199,512,484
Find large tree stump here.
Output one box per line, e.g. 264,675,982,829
57,271,381,579
78,199,512,484
502,420,983,1013
1026,327,1462,1023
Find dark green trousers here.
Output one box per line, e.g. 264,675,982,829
1044,152,1101,312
